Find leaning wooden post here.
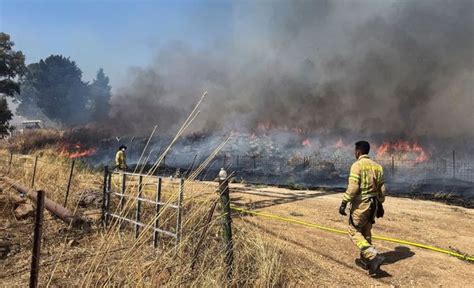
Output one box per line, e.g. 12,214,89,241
7,152,13,174
153,177,162,248
101,166,109,228
218,169,233,283
63,159,76,207
31,155,39,188
135,175,143,238
30,190,45,288
175,178,184,248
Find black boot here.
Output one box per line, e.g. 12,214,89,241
368,255,385,276
355,258,369,270
355,252,369,270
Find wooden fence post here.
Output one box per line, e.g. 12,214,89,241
218,171,233,283
31,156,39,188
29,190,45,288
176,178,184,247
63,159,76,207
135,175,143,238
7,152,13,174
153,177,162,248
101,166,109,228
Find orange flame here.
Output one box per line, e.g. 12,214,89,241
376,141,428,163
60,142,97,159
302,138,311,147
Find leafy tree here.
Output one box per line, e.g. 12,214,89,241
17,55,89,125
89,68,112,121
0,32,26,136
0,98,13,136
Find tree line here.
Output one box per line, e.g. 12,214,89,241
0,32,112,136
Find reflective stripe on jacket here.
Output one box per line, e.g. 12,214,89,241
115,150,127,169
343,155,386,203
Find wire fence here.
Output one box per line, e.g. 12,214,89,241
0,152,183,285
149,152,474,186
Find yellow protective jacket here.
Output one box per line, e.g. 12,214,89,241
343,155,386,203
115,150,127,169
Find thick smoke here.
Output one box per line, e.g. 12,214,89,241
109,0,473,139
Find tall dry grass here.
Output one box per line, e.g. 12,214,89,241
0,148,295,286
0,93,299,286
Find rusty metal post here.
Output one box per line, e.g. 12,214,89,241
101,166,109,228
31,155,38,188
135,175,143,238
63,159,76,207
7,152,13,174
218,173,233,283
29,190,45,288
153,177,162,248
253,155,256,169
176,178,184,246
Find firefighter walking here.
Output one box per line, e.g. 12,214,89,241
115,145,128,171
339,140,386,276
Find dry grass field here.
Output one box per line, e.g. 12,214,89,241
1,149,473,287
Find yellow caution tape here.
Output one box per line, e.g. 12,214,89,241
231,206,474,262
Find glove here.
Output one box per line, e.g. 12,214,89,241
339,201,348,216
376,202,384,218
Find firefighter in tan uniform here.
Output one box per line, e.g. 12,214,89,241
115,145,128,171
339,141,386,276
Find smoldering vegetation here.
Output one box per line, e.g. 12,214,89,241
108,0,473,140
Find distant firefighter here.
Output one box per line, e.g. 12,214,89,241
115,145,128,171
339,141,386,276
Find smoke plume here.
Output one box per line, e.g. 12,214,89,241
109,0,474,139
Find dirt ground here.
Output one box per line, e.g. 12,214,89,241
229,183,474,287
1,175,473,287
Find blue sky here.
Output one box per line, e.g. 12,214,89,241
0,0,234,89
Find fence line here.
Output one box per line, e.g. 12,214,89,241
158,152,474,183
103,170,184,248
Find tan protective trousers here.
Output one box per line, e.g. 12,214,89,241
348,200,378,261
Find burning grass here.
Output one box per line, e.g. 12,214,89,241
0,149,299,286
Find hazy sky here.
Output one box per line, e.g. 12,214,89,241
0,0,233,89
